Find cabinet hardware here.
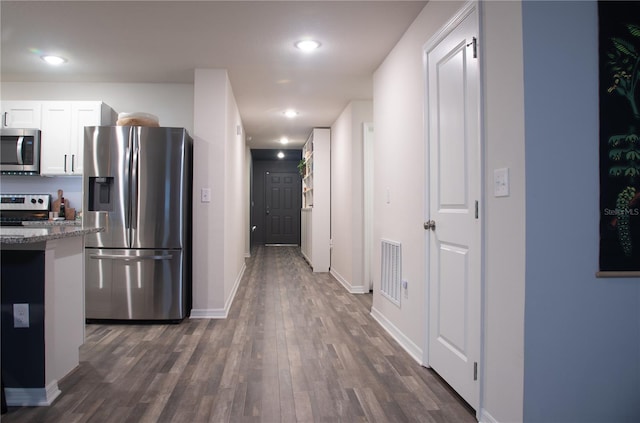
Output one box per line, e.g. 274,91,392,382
467,36,478,59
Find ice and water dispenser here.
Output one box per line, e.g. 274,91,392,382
87,177,114,211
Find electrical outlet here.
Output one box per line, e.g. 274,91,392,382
13,303,29,328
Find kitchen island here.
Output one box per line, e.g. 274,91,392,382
1,225,103,406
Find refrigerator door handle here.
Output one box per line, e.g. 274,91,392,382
124,127,134,235
130,128,139,231
89,254,173,261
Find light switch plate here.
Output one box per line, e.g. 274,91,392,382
201,188,211,203
13,303,29,328
494,168,510,197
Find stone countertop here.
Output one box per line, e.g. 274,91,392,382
0,225,103,245
22,220,82,227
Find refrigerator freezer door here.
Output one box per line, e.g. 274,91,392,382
130,127,189,249
83,126,133,248
85,248,186,320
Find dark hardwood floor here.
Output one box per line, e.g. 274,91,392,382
3,246,475,422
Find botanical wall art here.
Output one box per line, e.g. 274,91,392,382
599,1,640,273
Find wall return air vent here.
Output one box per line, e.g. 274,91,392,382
380,239,401,306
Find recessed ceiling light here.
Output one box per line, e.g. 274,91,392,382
283,109,298,118
277,151,285,159
280,137,289,145
295,40,321,52
41,55,67,65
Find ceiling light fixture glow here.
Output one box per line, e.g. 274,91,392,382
277,151,285,159
41,55,67,65
295,40,321,52
283,109,298,118
280,137,289,145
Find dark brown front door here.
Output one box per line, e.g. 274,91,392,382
265,171,300,245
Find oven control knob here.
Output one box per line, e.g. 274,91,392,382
31,198,37,204
38,199,43,204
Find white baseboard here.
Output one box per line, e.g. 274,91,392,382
190,262,246,319
5,380,61,406
190,308,227,319
370,306,423,364
479,408,499,423
330,268,369,294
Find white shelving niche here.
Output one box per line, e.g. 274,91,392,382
300,128,330,272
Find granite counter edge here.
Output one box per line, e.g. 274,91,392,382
0,227,104,245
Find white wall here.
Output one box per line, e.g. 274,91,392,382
372,0,464,361
192,70,226,314
191,69,246,317
330,100,373,294
0,82,193,132
480,2,526,422
223,75,247,306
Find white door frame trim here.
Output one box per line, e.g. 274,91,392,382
363,122,375,292
422,1,485,418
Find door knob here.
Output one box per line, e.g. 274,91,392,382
424,220,436,230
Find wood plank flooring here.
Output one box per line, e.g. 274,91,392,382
3,246,475,422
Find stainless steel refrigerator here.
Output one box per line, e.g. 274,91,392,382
83,126,192,321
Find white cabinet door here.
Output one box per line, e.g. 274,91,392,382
40,101,110,176
1,101,42,128
70,102,105,175
40,102,72,175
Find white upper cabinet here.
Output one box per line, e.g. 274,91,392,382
41,102,73,175
2,100,114,176
1,101,42,128
40,101,114,176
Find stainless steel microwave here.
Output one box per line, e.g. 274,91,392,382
0,128,41,175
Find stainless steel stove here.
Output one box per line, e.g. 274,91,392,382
0,194,50,226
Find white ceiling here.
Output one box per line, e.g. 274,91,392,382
1,1,427,149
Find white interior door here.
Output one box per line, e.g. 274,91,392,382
425,4,481,410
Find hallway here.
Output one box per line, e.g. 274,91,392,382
3,246,475,422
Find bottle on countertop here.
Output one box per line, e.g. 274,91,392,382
59,196,66,220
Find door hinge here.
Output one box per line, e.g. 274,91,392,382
473,362,478,381
467,36,478,59
475,201,479,219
